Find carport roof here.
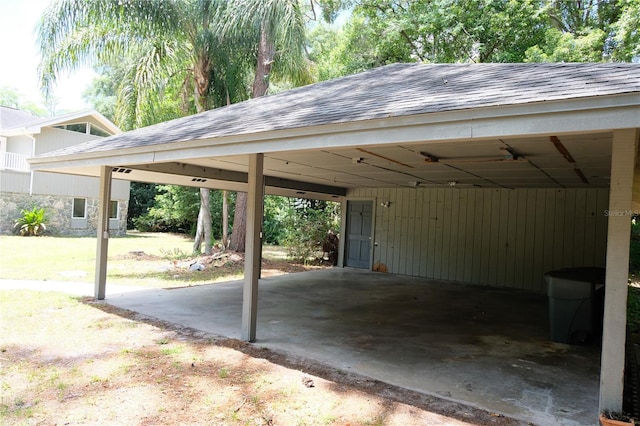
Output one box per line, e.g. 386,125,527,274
29,62,640,196
33,62,640,158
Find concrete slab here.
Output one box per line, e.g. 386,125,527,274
104,268,600,426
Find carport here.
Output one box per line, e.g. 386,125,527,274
29,63,640,420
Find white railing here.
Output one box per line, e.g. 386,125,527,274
2,152,30,172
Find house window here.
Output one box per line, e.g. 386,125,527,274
90,125,110,137
72,198,86,218
109,201,119,219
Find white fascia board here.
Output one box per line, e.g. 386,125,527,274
29,151,156,170
138,101,640,161
28,93,640,172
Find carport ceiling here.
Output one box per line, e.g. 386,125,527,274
181,132,612,189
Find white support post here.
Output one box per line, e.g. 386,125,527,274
94,166,113,300
241,153,264,342
599,129,639,412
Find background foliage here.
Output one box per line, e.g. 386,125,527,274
62,0,640,257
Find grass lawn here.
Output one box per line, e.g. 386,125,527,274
0,232,312,288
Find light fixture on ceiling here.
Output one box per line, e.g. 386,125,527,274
352,157,363,164
408,181,421,187
448,181,458,186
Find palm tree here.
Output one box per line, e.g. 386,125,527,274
39,0,323,254
222,0,311,251
37,0,253,255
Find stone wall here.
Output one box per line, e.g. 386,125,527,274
0,192,128,237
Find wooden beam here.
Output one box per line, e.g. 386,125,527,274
356,147,414,168
241,153,264,342
130,162,247,183
550,136,576,163
94,166,112,300
128,162,346,196
600,128,639,411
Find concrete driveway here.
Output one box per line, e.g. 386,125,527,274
101,268,599,425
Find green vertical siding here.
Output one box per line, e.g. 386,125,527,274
348,187,609,292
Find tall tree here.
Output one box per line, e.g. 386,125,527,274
337,0,547,64
611,0,640,62
309,0,638,74
222,0,311,252
525,0,623,62
37,0,253,255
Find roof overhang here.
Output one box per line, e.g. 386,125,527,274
29,93,640,195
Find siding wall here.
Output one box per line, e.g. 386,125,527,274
347,187,609,293
6,135,32,155
0,170,129,199
31,172,130,199
35,127,99,155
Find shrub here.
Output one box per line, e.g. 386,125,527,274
14,207,47,236
282,201,340,264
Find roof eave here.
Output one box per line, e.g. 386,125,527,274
29,92,640,174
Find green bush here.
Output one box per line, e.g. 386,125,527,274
262,196,289,245
132,186,237,240
14,207,47,236
282,200,340,264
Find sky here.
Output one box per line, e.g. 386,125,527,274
0,0,95,113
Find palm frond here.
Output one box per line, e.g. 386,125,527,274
36,0,183,98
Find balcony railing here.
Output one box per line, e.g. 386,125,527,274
1,152,30,172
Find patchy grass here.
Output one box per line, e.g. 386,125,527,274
0,232,319,288
0,290,484,426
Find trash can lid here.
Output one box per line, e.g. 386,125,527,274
544,267,605,284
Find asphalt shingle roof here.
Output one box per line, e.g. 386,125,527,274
37,62,640,158
0,106,38,132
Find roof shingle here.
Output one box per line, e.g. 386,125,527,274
38,62,640,158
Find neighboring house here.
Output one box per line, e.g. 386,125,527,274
0,106,129,236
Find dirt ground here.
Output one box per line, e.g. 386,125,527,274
0,252,527,426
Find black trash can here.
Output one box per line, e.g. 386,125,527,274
544,267,605,344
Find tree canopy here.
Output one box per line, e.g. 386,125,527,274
39,0,640,257
308,0,639,81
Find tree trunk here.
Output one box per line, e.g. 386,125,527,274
228,23,274,252
222,190,229,248
252,22,275,98
193,201,204,253
229,192,247,252
193,187,212,254
192,51,213,254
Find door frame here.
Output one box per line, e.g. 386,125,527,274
338,197,376,269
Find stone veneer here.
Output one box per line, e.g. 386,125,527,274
0,192,127,237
